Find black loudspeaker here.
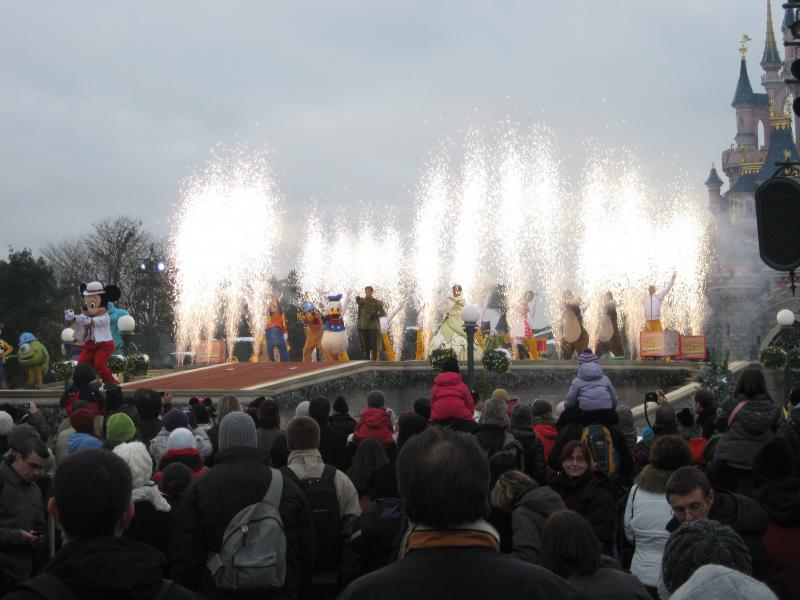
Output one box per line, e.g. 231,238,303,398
755,176,800,270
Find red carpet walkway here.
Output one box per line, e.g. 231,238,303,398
120,360,345,392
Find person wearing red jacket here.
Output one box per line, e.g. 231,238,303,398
353,391,396,459
532,400,558,464
430,357,474,424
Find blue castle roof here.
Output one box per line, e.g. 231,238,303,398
732,58,757,107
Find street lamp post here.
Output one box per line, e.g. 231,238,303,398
60,327,75,362
461,304,480,392
138,245,166,359
118,314,136,383
777,309,796,404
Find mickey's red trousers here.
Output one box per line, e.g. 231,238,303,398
79,340,117,384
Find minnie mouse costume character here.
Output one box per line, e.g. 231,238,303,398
69,281,121,385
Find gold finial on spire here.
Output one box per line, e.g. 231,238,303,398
740,34,753,58
769,90,777,118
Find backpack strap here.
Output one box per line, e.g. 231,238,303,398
727,400,749,430
321,464,336,481
264,468,284,508
15,573,80,600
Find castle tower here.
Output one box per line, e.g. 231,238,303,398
705,164,724,215
782,2,800,151
732,40,759,149
761,0,784,148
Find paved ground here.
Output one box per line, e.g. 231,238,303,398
119,360,338,392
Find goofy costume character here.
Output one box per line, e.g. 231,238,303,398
265,298,289,362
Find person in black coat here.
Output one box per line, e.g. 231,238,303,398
693,389,717,440
6,449,201,600
309,396,350,471
329,396,358,438
549,440,617,554
509,404,547,485
170,413,314,599
548,406,633,483
133,388,163,447
337,427,585,600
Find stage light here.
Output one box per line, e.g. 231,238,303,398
156,260,166,272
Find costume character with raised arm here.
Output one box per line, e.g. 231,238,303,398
643,272,676,332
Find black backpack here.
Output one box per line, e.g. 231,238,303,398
284,464,341,573
348,497,407,572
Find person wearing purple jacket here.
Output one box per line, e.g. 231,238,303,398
564,350,618,417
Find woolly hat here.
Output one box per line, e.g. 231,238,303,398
162,408,189,432
106,412,137,443
332,396,349,414
0,411,13,437
660,520,752,595
167,427,196,451
532,400,552,418
481,397,509,427
510,403,533,429
294,400,310,417
7,424,38,451
669,564,778,600
578,349,598,364
366,389,385,408
491,388,510,403
113,441,154,489
752,436,796,481
159,462,194,497
219,412,257,452
70,407,96,434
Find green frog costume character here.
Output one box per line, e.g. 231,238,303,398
17,332,49,389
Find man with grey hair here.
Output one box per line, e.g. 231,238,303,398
171,412,314,598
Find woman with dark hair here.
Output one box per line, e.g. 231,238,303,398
490,470,565,564
624,435,692,595
710,368,782,496
549,441,616,553
540,510,650,599
347,437,390,508
256,398,283,454
133,388,162,446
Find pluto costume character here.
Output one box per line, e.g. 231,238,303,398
560,290,589,360
322,294,349,361
17,332,49,389
68,281,121,385
300,300,326,362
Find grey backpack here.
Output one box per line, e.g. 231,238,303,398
207,468,287,591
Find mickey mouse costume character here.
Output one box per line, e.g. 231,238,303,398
68,281,121,385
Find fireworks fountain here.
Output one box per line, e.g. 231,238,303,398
171,148,283,361
170,125,710,362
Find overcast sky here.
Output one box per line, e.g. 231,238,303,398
0,1,784,263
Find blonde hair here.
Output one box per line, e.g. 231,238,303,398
218,395,242,423
490,469,536,512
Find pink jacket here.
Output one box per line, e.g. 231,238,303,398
430,371,474,422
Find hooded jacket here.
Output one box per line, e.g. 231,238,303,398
429,372,474,422
564,363,618,412
67,432,103,454
624,466,674,588
668,564,778,600
0,461,45,586
511,486,566,564
532,417,558,463
329,413,357,438
714,393,782,468
5,536,200,600
508,426,547,485
353,407,394,447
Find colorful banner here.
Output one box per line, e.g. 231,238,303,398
678,335,707,360
640,331,680,357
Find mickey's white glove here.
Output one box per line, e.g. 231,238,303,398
64,309,75,322
283,333,289,342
